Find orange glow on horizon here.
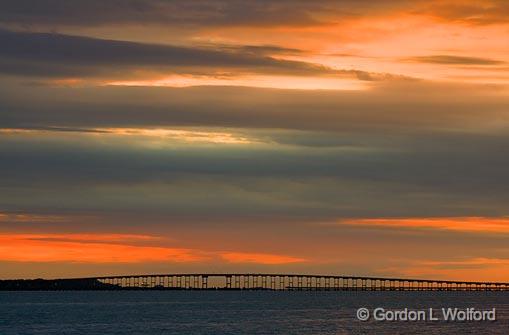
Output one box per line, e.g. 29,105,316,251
392,258,509,282
221,252,306,265
341,217,509,234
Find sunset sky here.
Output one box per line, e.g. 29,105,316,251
1,0,509,281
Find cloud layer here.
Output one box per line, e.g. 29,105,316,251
0,29,359,79
2,0,508,28
1,0,509,281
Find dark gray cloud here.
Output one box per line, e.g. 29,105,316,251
1,128,509,218
0,81,506,132
2,0,506,30
1,126,508,191
1,80,508,218
211,44,305,56
0,0,325,27
0,0,408,28
0,29,388,80
0,29,323,77
407,55,505,65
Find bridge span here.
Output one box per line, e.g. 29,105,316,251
84,274,509,291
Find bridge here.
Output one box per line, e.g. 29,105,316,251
86,273,509,291
3,274,509,291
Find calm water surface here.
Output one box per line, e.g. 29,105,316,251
1,291,508,334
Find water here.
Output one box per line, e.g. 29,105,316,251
1,291,508,334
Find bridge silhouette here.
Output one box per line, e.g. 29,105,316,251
83,273,509,291
3,274,509,291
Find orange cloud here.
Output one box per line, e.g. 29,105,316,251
200,9,509,86
0,234,206,263
221,252,306,265
0,233,307,266
22,233,161,243
341,217,509,234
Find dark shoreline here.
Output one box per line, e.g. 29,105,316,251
0,279,277,291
